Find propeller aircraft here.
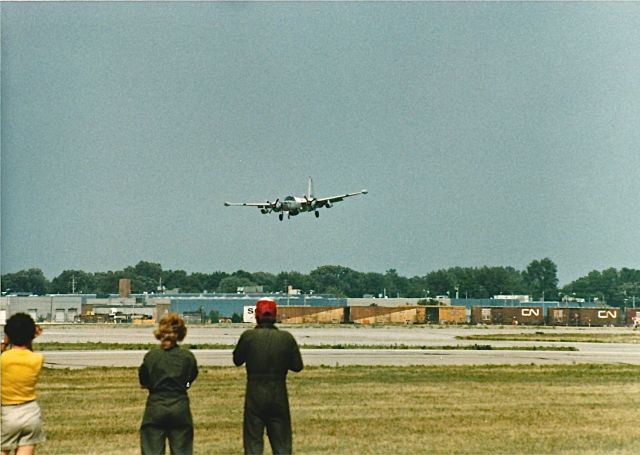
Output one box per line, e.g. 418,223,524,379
224,177,367,221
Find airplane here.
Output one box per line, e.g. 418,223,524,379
224,177,368,221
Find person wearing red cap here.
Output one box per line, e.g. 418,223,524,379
233,298,303,455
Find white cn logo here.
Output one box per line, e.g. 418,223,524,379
521,308,540,317
597,310,617,319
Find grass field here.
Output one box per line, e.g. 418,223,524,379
32,341,577,351
37,364,640,455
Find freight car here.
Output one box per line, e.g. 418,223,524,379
278,306,345,324
348,306,426,324
470,307,544,326
243,304,634,327
547,307,620,327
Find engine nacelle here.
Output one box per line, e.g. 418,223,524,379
260,208,269,214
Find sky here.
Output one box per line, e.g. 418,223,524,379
2,2,640,286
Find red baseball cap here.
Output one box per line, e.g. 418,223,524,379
255,298,277,321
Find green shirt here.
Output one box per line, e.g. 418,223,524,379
233,323,303,380
139,345,198,397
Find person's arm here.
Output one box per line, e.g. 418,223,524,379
139,355,150,389
289,336,304,372
232,333,247,366
189,353,199,386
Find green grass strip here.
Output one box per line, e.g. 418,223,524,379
457,332,640,343
33,342,577,351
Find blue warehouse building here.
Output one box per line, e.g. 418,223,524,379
167,293,347,318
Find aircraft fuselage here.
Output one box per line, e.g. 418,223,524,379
281,196,306,215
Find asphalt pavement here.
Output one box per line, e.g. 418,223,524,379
37,325,640,368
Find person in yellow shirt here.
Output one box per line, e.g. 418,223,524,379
1,313,45,455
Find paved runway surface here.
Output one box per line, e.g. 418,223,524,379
38,325,640,368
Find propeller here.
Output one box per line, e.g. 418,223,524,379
304,195,318,210
264,198,281,213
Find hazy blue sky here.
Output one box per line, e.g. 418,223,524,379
2,2,639,285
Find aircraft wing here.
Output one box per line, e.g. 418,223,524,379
314,189,368,207
224,201,271,208
224,200,283,213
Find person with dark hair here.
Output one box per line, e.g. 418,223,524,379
233,298,304,455
1,313,45,455
139,313,198,455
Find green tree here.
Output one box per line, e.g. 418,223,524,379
598,268,621,305
121,262,159,293
250,271,278,292
424,269,455,297
134,261,163,279
275,271,313,294
232,270,255,282
618,268,640,307
187,271,228,293
162,269,189,292
1,268,50,295
94,270,127,295
50,270,96,294
342,270,367,298
406,276,430,298
310,265,355,296
383,269,410,298
476,266,527,298
217,276,256,293
523,258,558,301
308,265,374,297
362,272,386,297
562,268,638,307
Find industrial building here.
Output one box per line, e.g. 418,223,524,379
0,292,347,324
0,289,633,327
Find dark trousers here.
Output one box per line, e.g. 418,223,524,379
243,381,292,455
140,423,193,455
140,396,193,455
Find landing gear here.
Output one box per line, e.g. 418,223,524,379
315,211,319,218
279,213,284,221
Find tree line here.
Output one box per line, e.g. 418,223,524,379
2,259,639,307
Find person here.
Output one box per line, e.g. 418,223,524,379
1,313,45,455
139,313,198,455
233,298,304,455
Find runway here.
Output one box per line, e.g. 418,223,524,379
38,325,640,368
41,346,640,369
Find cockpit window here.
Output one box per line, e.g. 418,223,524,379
284,196,295,201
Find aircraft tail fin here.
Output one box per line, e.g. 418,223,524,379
307,176,314,199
